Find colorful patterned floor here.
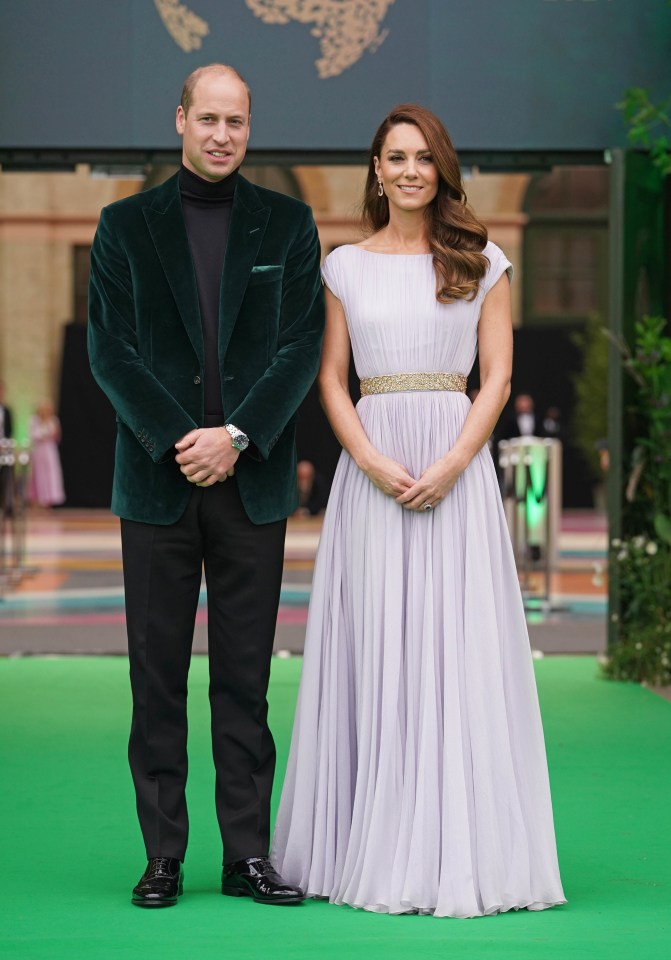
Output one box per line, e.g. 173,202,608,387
0,508,608,655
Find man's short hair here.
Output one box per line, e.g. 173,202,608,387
180,64,252,116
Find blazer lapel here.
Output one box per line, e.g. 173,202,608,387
143,175,203,364
219,176,271,357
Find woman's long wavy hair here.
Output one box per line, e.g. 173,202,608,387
362,104,488,303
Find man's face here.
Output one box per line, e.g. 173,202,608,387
176,71,250,182
515,394,534,415
297,461,315,491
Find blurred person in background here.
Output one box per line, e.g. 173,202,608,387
28,399,65,508
542,405,562,440
294,459,328,516
0,380,12,440
0,380,15,514
497,392,542,439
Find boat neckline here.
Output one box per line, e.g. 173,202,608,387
345,245,433,257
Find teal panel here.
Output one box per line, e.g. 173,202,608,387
0,0,669,151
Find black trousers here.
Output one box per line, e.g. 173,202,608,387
120,479,286,863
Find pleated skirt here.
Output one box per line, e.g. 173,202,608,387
272,393,566,917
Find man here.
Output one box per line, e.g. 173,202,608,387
88,64,324,908
497,392,543,440
294,459,328,516
0,381,14,515
0,381,12,441
542,405,562,440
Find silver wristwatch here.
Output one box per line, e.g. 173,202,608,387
224,423,250,452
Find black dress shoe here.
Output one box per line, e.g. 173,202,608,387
132,857,183,907
222,857,304,905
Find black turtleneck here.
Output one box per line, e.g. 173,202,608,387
179,164,239,419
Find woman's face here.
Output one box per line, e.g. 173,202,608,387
374,123,439,214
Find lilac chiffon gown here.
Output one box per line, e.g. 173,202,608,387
271,243,566,918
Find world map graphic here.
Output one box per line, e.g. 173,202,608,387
154,0,396,78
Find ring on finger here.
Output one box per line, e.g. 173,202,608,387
421,502,433,512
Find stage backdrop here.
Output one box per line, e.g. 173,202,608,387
0,0,669,155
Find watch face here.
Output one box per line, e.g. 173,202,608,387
225,424,248,450
228,428,249,450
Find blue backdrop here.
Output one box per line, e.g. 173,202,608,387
1,0,669,152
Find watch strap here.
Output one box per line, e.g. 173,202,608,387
224,423,249,451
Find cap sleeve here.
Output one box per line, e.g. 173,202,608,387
321,249,342,300
481,243,513,297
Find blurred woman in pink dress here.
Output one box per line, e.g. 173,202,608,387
29,399,65,507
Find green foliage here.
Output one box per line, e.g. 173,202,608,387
624,315,671,525
604,535,671,685
654,512,671,545
618,87,671,177
608,84,671,684
603,316,671,685
570,314,609,482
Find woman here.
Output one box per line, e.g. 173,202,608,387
272,105,566,918
29,399,65,507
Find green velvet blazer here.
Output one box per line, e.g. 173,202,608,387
88,173,325,525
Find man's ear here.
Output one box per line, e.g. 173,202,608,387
176,105,185,135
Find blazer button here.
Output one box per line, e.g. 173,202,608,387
193,375,201,385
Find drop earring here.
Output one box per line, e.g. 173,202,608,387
377,179,384,197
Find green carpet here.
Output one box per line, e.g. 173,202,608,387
1,657,669,960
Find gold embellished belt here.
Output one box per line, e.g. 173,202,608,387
359,372,468,396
